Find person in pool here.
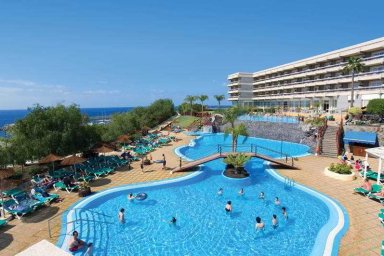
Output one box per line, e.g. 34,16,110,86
128,193,135,201
68,230,86,252
274,197,281,206
225,201,232,213
255,217,265,231
282,207,288,220
118,208,125,223
259,192,265,200
169,216,177,224
217,188,223,196
238,188,244,196
272,214,278,229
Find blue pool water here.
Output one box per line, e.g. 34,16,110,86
60,134,340,256
238,114,299,124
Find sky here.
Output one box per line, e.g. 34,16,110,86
0,0,383,109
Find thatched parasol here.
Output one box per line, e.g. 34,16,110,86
39,153,63,164
61,155,86,166
0,168,15,217
93,145,114,154
116,134,131,143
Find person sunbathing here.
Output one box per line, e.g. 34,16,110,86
361,178,372,192
372,189,384,197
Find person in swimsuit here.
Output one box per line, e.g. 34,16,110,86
128,193,135,201
282,207,288,220
272,214,278,229
255,217,265,231
68,230,85,252
118,208,125,223
225,201,232,213
169,216,177,224
238,188,244,196
274,197,281,206
259,192,265,200
217,188,223,196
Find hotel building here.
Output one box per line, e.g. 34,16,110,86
227,37,384,112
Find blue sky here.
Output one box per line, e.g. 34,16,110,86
0,0,383,109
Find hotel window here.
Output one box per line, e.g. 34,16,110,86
370,80,382,87
372,51,384,57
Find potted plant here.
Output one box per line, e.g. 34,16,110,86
78,181,92,197
223,153,251,178
143,157,151,165
324,163,355,181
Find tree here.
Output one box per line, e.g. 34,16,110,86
223,106,245,128
366,99,384,116
343,57,365,108
214,95,225,109
198,95,209,115
224,123,248,152
9,104,101,163
224,153,251,170
184,95,197,116
305,116,326,155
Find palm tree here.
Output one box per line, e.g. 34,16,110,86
223,106,245,128
305,116,326,155
214,95,225,109
198,95,209,115
184,95,197,116
343,57,365,108
224,123,248,152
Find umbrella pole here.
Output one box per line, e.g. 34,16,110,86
1,180,5,218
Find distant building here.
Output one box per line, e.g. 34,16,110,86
227,37,384,112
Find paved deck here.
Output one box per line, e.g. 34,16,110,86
0,133,383,255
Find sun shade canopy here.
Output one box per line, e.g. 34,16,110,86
343,131,377,145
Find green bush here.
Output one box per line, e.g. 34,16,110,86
329,163,352,175
348,107,362,116
366,99,384,115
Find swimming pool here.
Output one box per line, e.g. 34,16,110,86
238,114,299,124
58,134,347,256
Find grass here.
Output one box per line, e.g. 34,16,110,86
173,115,200,129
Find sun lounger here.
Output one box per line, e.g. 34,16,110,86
368,193,384,204
0,219,7,227
33,193,60,204
53,182,79,193
2,199,42,219
354,184,382,196
2,188,23,197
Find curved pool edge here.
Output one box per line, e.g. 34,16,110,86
266,166,349,256
56,169,205,251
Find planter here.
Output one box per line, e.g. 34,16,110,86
78,187,92,197
143,159,151,165
324,167,356,181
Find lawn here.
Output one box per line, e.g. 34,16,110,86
173,115,200,129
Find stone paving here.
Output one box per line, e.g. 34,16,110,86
0,132,383,255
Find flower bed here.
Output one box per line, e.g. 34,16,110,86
324,163,355,181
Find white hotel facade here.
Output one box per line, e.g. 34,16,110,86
227,37,384,112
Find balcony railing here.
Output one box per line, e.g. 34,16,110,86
252,54,384,84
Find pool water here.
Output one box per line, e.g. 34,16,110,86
62,134,332,256
238,114,299,124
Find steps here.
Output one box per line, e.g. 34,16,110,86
321,126,340,158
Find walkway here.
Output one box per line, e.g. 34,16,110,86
172,152,297,172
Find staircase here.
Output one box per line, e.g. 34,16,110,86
321,126,339,158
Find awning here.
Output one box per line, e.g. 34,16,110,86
343,131,377,145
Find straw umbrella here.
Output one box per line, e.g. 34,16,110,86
0,168,15,217
116,135,132,149
39,153,63,173
60,155,86,166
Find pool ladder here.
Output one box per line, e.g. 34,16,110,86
284,177,295,188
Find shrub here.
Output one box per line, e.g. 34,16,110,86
348,107,362,117
329,163,352,175
366,99,384,115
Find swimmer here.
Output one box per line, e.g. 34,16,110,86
217,188,223,196
68,231,85,252
272,214,278,229
238,188,244,196
128,193,135,201
274,197,281,206
225,201,232,213
282,207,288,220
255,216,265,231
169,216,177,225
118,208,125,223
259,192,265,200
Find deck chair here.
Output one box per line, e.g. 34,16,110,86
53,182,79,193
354,184,382,196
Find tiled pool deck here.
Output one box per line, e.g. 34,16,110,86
0,132,383,255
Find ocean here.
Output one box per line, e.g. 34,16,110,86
0,107,134,137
